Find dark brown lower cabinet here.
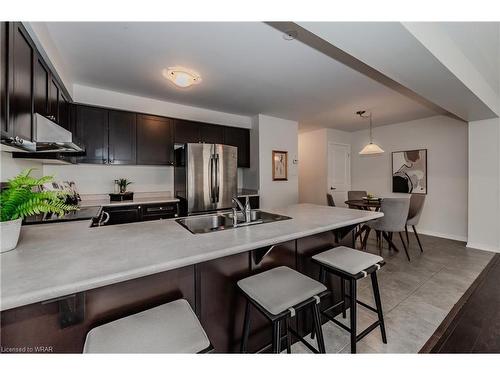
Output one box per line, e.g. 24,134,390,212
0,231,348,353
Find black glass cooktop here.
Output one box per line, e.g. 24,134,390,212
23,206,102,225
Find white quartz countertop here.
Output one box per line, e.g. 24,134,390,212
0,204,382,311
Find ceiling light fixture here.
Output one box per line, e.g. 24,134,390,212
357,110,384,155
163,66,202,88
282,30,298,40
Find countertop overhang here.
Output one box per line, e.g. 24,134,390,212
0,204,382,311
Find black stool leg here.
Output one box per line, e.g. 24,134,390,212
272,320,282,353
349,278,357,354
312,302,326,353
312,266,327,340
341,277,346,318
241,300,251,353
371,272,387,344
285,317,292,353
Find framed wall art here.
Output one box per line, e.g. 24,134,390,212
392,149,427,194
272,150,288,181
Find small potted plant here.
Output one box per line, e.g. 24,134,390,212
117,178,133,194
0,169,78,253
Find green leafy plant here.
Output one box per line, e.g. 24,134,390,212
0,169,78,222
117,178,133,194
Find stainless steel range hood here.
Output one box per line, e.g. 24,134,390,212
7,114,84,153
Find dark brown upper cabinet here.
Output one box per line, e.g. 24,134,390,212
75,105,108,164
9,23,34,143
224,126,250,168
48,78,59,123
58,92,70,131
174,119,225,144
108,110,137,165
1,22,9,138
137,114,173,165
34,56,49,118
200,123,224,144
1,22,73,147
173,119,201,144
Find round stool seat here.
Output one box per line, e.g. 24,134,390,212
83,299,210,353
237,266,326,316
312,246,383,276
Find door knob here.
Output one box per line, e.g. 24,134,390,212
330,187,336,190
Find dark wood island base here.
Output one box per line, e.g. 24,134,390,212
1,229,355,353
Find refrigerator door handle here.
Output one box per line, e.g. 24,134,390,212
214,154,220,202
209,154,215,203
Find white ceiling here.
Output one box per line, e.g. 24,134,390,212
42,22,439,131
436,22,500,96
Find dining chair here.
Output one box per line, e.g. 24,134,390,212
406,194,425,253
347,191,367,246
347,190,367,202
362,197,411,261
326,193,336,207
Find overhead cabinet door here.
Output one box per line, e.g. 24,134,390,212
224,126,250,168
1,22,10,138
76,105,108,164
200,123,224,144
108,110,137,165
10,23,34,143
34,56,49,118
137,114,173,165
173,119,201,144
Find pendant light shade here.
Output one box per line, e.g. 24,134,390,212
357,110,384,155
359,142,385,155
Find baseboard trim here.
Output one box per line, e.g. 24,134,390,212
466,242,500,253
416,229,467,242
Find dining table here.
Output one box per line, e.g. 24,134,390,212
344,199,382,211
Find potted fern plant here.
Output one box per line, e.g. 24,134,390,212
0,169,78,253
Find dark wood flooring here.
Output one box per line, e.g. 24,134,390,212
420,254,500,353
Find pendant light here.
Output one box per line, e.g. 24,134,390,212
357,110,384,155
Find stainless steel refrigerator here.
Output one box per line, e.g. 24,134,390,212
174,143,238,215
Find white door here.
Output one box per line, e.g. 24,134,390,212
327,142,351,207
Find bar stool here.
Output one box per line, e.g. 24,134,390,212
83,299,212,353
238,266,328,353
311,246,387,353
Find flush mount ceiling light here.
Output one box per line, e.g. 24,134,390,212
357,110,385,155
163,66,202,88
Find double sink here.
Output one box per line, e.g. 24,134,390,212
176,210,291,234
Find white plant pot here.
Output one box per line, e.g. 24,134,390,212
1,218,22,253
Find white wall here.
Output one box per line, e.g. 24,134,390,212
73,84,252,128
257,115,299,209
351,115,468,241
42,164,174,195
0,151,43,180
467,118,500,252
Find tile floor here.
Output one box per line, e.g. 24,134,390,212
291,231,495,353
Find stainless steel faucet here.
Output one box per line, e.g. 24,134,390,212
232,197,251,225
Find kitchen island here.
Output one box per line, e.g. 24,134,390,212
1,204,382,353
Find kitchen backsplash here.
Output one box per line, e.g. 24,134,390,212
42,164,175,194
42,164,244,195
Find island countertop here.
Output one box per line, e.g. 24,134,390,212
0,204,382,311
